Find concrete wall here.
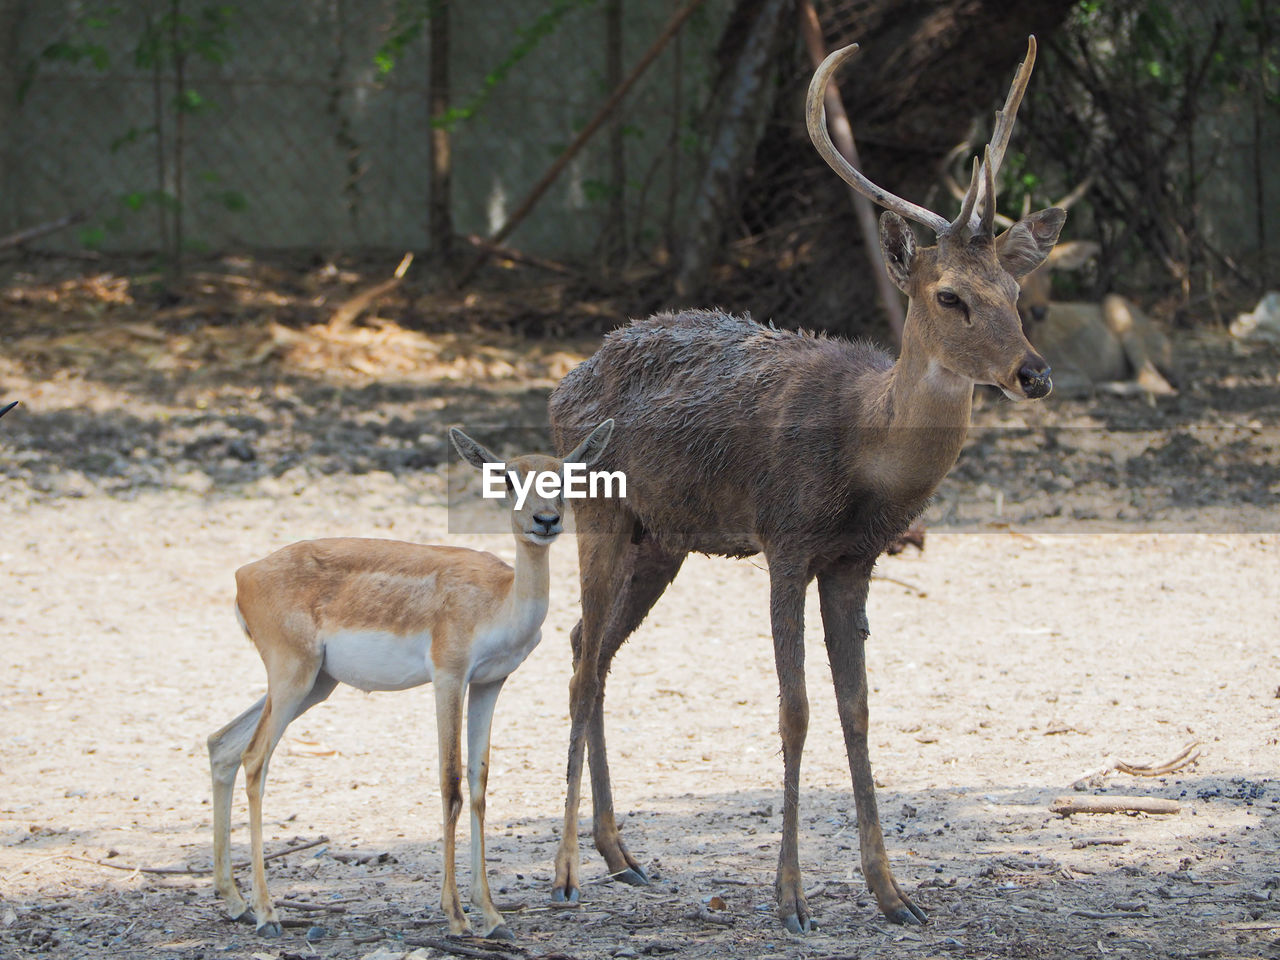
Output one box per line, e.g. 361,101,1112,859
2,0,729,257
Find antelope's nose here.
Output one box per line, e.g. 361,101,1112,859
1018,356,1053,399
533,511,562,532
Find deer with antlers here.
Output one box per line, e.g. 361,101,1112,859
207,421,613,939
546,39,1063,933
943,159,1175,395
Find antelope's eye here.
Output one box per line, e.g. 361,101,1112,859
936,290,961,308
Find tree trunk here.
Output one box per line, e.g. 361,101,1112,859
673,0,792,298
429,0,455,264
600,0,628,267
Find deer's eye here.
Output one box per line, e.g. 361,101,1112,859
936,290,962,308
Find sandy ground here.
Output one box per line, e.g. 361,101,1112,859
2,475,1278,960
1,287,1278,959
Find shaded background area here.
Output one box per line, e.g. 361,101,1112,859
0,0,1275,337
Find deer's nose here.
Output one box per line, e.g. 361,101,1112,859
1029,305,1048,323
533,511,561,530
1017,356,1052,399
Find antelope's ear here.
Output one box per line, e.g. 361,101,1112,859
997,207,1066,279
564,419,613,467
878,212,916,293
449,427,502,471
1046,239,1100,272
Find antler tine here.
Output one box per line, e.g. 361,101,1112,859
942,140,1016,229
0,401,17,419
953,157,981,236
807,43,951,236
961,36,1038,234
979,145,997,236
1054,175,1095,211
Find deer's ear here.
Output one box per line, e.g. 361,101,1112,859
878,212,916,293
449,427,502,471
997,207,1066,279
564,419,613,467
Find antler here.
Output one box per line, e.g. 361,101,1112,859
0,401,17,420
810,38,1038,240
953,35,1037,236
806,43,951,236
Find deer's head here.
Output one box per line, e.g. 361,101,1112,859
450,421,614,547
942,154,1097,337
808,38,1064,400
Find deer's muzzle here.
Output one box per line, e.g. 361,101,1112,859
1017,357,1053,399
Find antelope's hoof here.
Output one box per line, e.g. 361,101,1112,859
612,865,649,887
885,900,928,925
783,912,812,935
483,924,516,941
551,886,580,904
255,920,283,938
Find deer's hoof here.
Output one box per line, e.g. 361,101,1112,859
551,886,580,904
612,866,649,887
255,920,283,938
483,924,516,941
782,912,812,935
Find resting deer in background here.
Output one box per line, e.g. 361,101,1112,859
207,421,613,940
547,38,1064,934
0,401,17,419
943,160,1175,395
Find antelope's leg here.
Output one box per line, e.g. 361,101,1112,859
818,562,926,925
587,540,686,886
435,674,470,936
209,695,266,920
242,667,332,936
552,518,630,904
768,562,811,934
465,678,512,940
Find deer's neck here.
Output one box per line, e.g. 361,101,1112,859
503,538,551,636
857,321,974,501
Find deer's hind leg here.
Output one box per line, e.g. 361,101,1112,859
209,672,336,927
586,536,686,887
818,560,926,926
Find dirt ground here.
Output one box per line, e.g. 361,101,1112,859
1,263,1279,960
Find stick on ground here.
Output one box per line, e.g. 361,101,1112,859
1051,796,1180,817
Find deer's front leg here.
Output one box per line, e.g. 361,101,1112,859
553,524,629,904
818,562,926,926
465,678,513,940
769,564,811,934
435,676,470,936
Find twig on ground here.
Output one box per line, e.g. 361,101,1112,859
871,574,927,597
463,236,579,277
1050,796,1180,817
1068,908,1147,920
328,253,413,333
402,934,528,958
1072,741,1202,790
1071,837,1133,848
68,835,328,875
687,903,736,926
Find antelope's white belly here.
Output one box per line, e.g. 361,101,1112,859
322,629,433,691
